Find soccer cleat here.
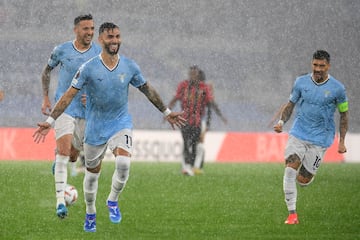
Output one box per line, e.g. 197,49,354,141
56,203,68,219
107,200,122,223
193,168,204,175
181,168,194,176
84,213,96,232
284,213,299,224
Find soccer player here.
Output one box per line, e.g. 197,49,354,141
273,50,349,224
33,22,186,232
193,70,227,174
168,65,217,176
40,14,101,218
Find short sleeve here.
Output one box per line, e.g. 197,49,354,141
130,61,146,88
71,64,86,90
47,46,61,68
336,85,348,112
205,84,214,102
289,78,301,104
175,82,186,100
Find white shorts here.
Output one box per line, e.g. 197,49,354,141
84,129,132,169
285,135,326,175
54,113,85,151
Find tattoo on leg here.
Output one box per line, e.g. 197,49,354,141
285,154,301,164
299,164,313,179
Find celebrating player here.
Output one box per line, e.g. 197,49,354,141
273,50,349,224
40,14,101,219
33,22,186,232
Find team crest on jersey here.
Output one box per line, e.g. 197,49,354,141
324,90,331,97
119,73,126,83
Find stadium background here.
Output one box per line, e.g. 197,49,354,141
0,0,359,132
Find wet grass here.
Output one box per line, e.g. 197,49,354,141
0,161,359,240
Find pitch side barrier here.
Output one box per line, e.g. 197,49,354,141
0,128,357,162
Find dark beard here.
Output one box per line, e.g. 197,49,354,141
105,43,120,55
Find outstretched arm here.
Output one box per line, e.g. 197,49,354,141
138,82,168,112
138,82,186,129
273,101,295,133
41,65,54,115
209,100,227,124
338,111,348,153
33,86,79,143
168,96,178,110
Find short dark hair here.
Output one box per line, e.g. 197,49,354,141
189,64,199,70
99,22,119,34
74,14,93,25
313,50,330,63
199,69,206,81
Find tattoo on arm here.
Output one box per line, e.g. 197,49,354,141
50,87,78,119
280,102,295,123
339,111,348,143
138,83,167,112
41,65,53,97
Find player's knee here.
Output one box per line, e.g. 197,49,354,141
297,175,314,187
115,155,131,182
285,154,301,169
86,163,101,173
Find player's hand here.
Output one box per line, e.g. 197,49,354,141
33,122,52,143
273,123,283,133
41,97,52,116
338,142,347,154
165,112,186,129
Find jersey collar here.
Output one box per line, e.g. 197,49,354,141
72,40,92,53
311,73,330,85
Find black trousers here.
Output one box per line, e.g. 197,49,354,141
180,125,201,167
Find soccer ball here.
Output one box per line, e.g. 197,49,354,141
64,184,78,206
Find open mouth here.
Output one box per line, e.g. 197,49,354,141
109,44,118,52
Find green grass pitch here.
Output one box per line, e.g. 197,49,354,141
1,161,359,240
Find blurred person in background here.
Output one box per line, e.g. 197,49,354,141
40,14,101,219
193,70,227,174
273,50,348,225
34,22,186,232
169,65,225,175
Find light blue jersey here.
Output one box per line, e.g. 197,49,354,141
71,55,147,145
289,73,348,148
48,41,101,118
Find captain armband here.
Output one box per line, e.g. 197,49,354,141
337,101,349,113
